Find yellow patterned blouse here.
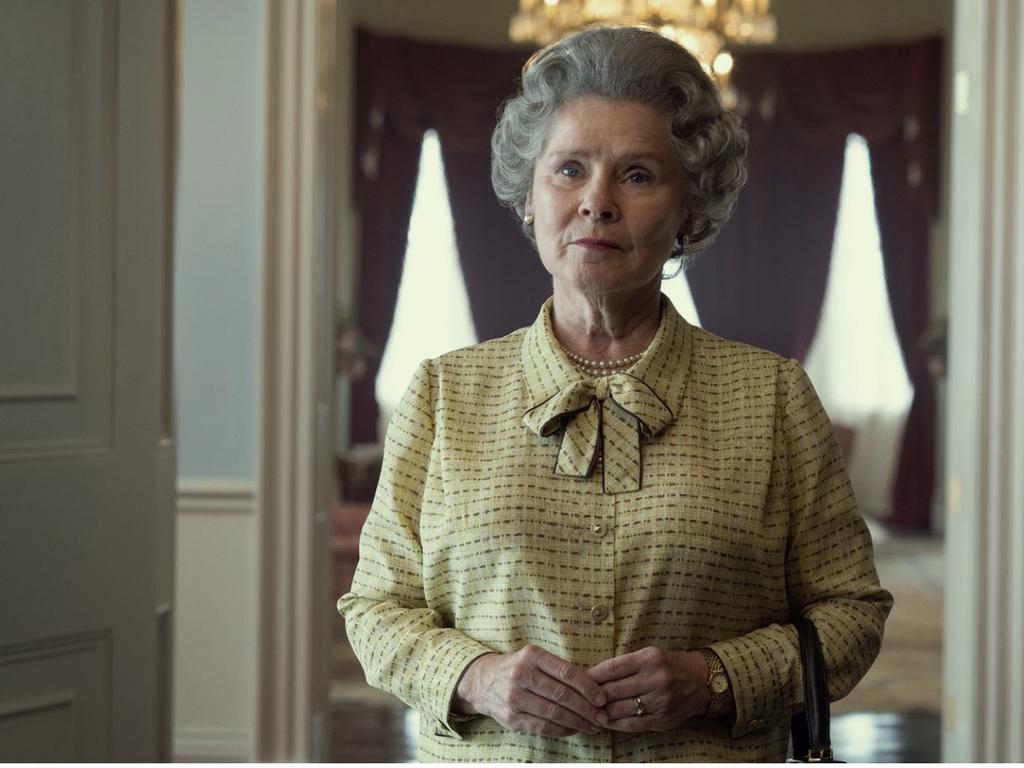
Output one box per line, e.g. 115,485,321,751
339,296,892,762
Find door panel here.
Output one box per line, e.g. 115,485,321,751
0,0,176,760
0,633,112,761
0,0,115,456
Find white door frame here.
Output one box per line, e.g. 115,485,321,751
943,0,1024,761
257,0,338,760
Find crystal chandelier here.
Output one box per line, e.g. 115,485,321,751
509,0,777,79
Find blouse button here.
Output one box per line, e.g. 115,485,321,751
590,604,609,622
591,522,607,538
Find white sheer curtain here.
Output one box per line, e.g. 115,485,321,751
376,131,477,429
803,134,914,517
661,269,702,327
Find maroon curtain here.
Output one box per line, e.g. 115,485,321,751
868,42,943,529
685,126,844,361
690,39,942,527
426,38,551,341
350,30,548,443
441,141,551,343
871,136,936,530
348,127,421,444
348,32,426,443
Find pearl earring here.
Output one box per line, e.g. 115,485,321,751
523,213,534,226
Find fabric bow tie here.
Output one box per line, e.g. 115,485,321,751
522,373,674,494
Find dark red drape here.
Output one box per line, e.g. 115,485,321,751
349,32,422,443
350,30,549,443
428,42,551,344
689,39,942,528
871,136,936,530
685,126,845,361
347,126,421,444
441,141,552,344
867,41,942,529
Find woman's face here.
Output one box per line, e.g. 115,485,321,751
528,97,687,299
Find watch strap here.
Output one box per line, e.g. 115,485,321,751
700,648,733,718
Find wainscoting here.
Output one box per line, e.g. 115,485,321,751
173,480,260,762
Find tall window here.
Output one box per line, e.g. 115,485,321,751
375,131,476,422
803,134,913,515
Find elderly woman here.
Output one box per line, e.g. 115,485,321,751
339,25,891,762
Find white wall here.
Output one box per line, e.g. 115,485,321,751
174,0,264,480
172,0,266,760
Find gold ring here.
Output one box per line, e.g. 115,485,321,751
634,696,646,717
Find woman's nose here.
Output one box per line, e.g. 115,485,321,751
578,177,619,222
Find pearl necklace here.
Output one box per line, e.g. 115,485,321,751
561,346,644,377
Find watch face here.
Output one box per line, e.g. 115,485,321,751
710,672,730,694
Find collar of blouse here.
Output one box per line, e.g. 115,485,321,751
521,294,695,493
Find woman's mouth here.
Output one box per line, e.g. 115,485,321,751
572,238,622,250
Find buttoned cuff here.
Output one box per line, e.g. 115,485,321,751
427,638,496,740
709,629,797,740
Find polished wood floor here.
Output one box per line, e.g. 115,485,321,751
331,700,417,763
329,700,941,763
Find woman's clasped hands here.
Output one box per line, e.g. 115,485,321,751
452,645,609,737
588,646,711,732
452,644,711,738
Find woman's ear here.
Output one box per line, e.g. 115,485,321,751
678,209,692,240
684,213,708,244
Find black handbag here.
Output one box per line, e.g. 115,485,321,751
789,616,843,763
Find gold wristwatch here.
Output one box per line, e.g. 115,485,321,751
700,649,732,718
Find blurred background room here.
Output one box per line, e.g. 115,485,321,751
1,0,1022,762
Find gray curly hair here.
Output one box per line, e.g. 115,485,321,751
491,24,748,261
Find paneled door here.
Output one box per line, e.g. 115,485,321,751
0,0,177,760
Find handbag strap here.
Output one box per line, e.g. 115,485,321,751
790,616,836,762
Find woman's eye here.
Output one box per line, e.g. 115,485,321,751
627,171,652,184
559,165,580,178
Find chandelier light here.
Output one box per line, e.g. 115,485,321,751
509,0,777,79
